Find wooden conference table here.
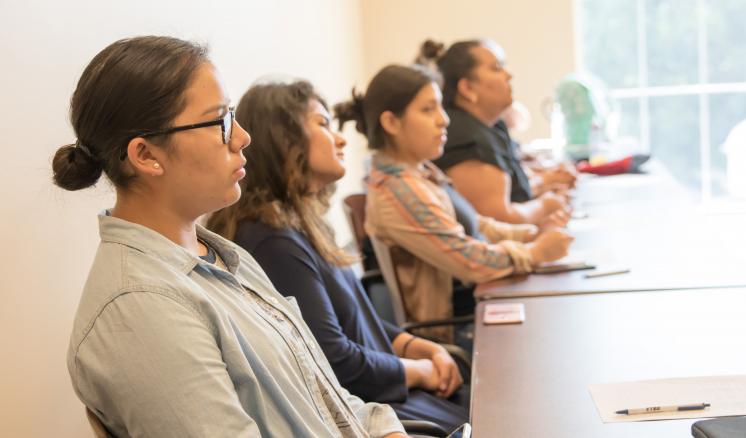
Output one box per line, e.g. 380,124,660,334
470,287,746,437
469,168,746,437
476,171,746,300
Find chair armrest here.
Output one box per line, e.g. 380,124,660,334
400,419,449,437
359,268,383,284
402,315,474,331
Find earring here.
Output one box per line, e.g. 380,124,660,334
153,162,160,169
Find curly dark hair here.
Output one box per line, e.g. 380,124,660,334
207,80,355,266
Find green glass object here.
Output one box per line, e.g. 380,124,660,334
554,73,610,160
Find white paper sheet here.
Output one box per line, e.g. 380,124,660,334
589,375,746,423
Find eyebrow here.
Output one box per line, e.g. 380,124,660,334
311,111,331,122
201,102,230,117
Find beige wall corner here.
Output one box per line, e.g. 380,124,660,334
360,0,576,144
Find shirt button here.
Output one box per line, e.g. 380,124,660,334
268,296,279,305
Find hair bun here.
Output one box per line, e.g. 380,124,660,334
51,142,104,191
333,89,367,135
416,39,445,64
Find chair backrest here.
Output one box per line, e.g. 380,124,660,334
86,408,110,438
342,193,368,254
369,235,408,327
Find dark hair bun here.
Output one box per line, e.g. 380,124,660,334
52,143,103,190
416,39,445,64
334,89,367,135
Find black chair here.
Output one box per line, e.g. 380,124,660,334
87,406,456,437
369,235,473,371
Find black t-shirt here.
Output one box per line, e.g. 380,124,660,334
433,106,533,202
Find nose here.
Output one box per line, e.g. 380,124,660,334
334,131,347,149
232,121,251,152
437,106,450,128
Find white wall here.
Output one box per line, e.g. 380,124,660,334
0,1,574,436
360,0,576,144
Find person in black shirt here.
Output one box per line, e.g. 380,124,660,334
418,38,574,228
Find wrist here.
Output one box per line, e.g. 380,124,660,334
541,197,553,215
401,358,425,388
404,336,444,360
401,334,417,358
429,343,448,361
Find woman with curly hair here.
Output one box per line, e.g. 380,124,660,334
208,80,469,433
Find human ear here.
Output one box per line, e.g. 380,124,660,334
457,78,478,103
124,137,166,176
379,110,402,136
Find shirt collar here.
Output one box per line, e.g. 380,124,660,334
369,152,450,186
97,210,241,275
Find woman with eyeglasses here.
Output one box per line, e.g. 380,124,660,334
56,36,405,438
336,64,573,344
207,80,469,433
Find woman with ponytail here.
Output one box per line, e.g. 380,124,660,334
208,80,469,433
416,39,575,227
57,37,405,438
336,64,573,344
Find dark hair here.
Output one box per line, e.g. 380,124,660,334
335,64,439,149
207,81,355,266
414,39,445,66
416,39,482,106
51,36,208,191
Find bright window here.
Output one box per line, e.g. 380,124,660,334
576,0,746,201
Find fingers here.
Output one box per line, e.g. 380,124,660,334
540,192,565,213
525,225,539,241
435,363,462,398
515,224,539,242
541,209,570,230
433,357,452,395
443,364,463,398
555,232,574,258
432,354,463,398
547,228,574,242
550,211,569,227
559,212,571,227
532,228,574,263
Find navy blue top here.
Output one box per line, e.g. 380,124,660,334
434,106,533,203
234,221,408,403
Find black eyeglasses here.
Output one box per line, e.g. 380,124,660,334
122,107,235,160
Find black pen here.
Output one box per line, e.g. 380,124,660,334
616,402,710,415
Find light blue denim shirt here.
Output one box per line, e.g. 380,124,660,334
67,212,404,437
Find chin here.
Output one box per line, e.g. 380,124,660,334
323,167,346,184
429,145,445,161
222,186,242,207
